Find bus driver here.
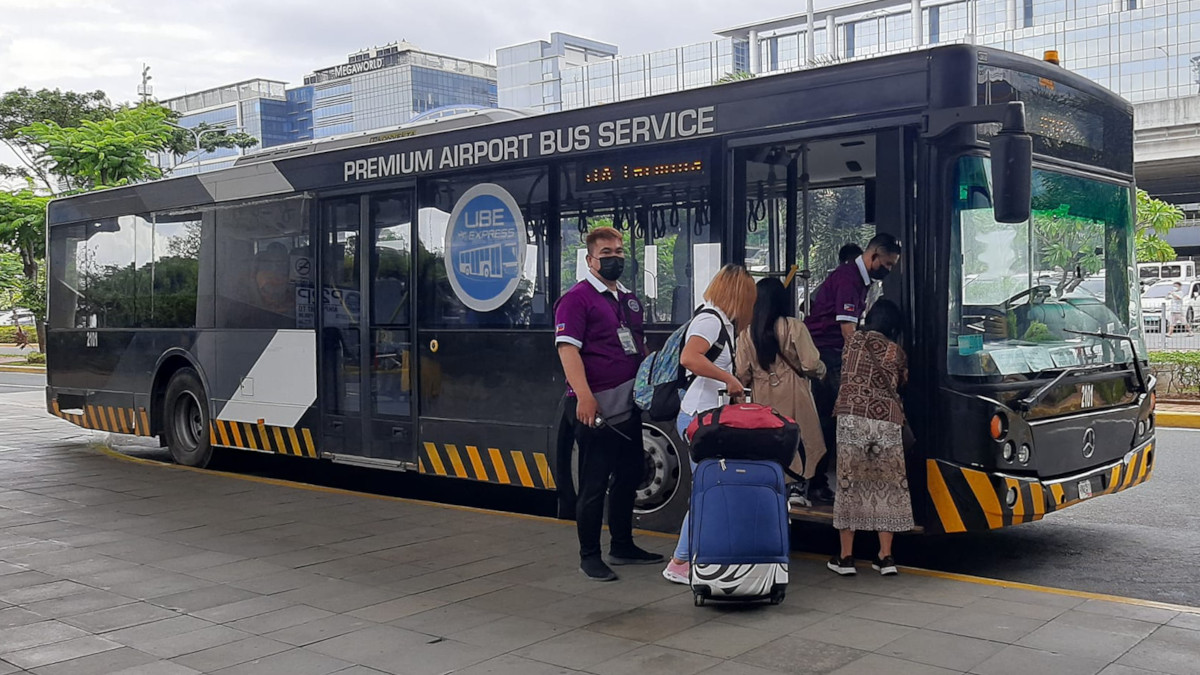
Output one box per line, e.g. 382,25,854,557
555,226,665,581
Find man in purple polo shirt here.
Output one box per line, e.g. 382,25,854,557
556,226,664,581
804,232,902,502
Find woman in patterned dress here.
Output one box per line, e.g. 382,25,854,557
826,299,913,577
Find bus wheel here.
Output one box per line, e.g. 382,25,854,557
633,423,690,532
163,367,213,468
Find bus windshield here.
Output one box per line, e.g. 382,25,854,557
948,156,1146,377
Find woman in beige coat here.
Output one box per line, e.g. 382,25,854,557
736,277,827,508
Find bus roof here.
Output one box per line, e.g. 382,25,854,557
47,45,1130,227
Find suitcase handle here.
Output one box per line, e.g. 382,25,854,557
717,388,752,405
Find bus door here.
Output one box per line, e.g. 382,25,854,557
319,190,417,467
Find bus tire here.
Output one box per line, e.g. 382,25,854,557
631,421,691,534
163,367,213,468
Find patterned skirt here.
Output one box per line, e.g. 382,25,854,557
832,414,914,533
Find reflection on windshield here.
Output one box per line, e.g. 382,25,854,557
948,157,1145,378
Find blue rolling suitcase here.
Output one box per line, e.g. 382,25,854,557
688,457,789,606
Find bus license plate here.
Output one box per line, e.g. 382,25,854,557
1078,479,1093,500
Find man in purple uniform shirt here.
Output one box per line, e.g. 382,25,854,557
803,232,902,502
556,226,664,582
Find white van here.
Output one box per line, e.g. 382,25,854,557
1138,260,1196,284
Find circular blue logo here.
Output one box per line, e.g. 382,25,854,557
444,184,527,312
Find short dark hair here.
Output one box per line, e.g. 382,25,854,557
838,243,863,265
866,233,902,256
861,299,904,342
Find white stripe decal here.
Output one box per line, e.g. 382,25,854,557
217,330,316,427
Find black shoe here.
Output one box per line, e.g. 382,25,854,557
787,481,812,509
809,484,835,504
872,555,898,576
580,557,618,581
606,545,665,566
827,555,856,576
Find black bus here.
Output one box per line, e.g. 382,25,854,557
45,45,1155,534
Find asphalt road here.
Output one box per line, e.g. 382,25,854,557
0,370,45,394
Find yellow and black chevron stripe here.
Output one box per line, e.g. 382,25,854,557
926,442,1155,533
51,401,153,437
209,419,317,458
418,442,556,490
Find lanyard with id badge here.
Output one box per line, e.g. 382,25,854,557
609,293,640,356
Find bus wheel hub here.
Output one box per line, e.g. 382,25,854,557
635,425,680,513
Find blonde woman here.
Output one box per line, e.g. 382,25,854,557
735,277,827,509
662,264,757,584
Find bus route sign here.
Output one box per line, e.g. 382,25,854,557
444,183,527,313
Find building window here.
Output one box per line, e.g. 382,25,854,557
1127,0,1136,8
1023,0,1034,27
845,23,856,58
929,6,940,44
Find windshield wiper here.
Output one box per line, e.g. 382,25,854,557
1015,363,1111,412
1063,328,1148,395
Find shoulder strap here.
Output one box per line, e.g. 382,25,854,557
695,308,731,363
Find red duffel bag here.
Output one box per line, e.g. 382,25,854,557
685,401,801,468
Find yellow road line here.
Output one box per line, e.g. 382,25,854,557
93,443,1200,616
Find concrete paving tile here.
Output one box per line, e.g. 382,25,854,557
829,653,961,675
962,596,1070,621
1098,666,1162,675
511,595,636,629
0,580,90,605
262,614,378,647
877,628,1007,672
462,585,576,615
227,605,335,635
107,573,218,601
655,619,780,659
347,594,448,623
60,601,178,633
107,662,202,675
317,667,387,675
258,547,356,571
27,646,158,675
513,628,641,670
102,614,215,647
150,551,249,573
391,603,506,636
410,577,513,604
275,579,405,614
985,586,1087,610
21,589,135,619
373,638,502,675
1052,609,1161,638
588,606,711,643
971,644,1109,675
227,570,325,595
784,585,878,614
207,647,354,675
291,555,397,581
0,606,48,629
590,643,722,675
1074,599,1179,625
1016,620,1146,660
695,661,796,675
925,607,1047,643
0,620,89,654
792,614,914,651
191,594,296,624
579,577,690,606
151,584,263,614
135,624,254,659
735,636,870,675
450,653,585,675
1114,626,1200,675
172,636,294,672
449,615,571,651
3,635,121,669
1167,612,1200,631
194,559,293,584
843,597,952,628
305,624,438,662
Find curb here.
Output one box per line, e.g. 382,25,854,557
0,365,44,374
1156,411,1200,429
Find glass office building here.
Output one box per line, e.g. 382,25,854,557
303,42,497,138
497,33,619,112
160,79,310,176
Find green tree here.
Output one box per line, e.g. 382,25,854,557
0,87,112,191
1135,189,1183,263
0,251,22,308
717,71,755,83
0,186,50,348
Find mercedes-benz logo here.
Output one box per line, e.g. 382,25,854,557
1082,428,1096,459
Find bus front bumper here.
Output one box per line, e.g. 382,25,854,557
924,439,1155,534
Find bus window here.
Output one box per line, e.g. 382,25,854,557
322,197,362,415
560,148,715,325
146,211,211,329
212,196,311,329
417,168,551,328
48,215,149,329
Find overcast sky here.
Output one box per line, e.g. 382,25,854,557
0,0,815,104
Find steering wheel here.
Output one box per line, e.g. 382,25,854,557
1004,285,1052,308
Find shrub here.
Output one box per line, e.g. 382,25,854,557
1148,351,1200,367
25,352,45,365
0,326,17,343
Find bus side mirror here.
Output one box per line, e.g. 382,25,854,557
991,130,1032,224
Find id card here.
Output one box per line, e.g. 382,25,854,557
617,327,639,355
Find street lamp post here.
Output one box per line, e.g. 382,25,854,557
165,121,243,175
1156,46,1171,98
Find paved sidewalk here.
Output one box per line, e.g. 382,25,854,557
1,390,1198,675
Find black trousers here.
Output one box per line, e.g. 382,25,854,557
573,410,643,560
812,346,845,487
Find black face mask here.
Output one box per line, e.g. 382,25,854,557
596,256,625,281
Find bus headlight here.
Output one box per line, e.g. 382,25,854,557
1002,442,1015,462
1005,487,1019,507
1017,444,1032,464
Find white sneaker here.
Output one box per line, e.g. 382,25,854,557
661,560,689,585
787,482,812,509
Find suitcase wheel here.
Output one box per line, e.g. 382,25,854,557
693,592,705,607
769,589,786,605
